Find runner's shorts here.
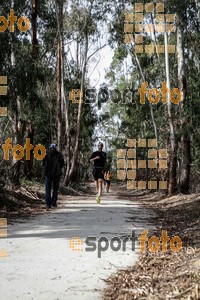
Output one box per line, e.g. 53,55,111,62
93,167,104,181
105,180,111,184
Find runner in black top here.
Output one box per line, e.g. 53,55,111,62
90,142,106,203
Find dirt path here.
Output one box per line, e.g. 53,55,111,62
0,185,155,300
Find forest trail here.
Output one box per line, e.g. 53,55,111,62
0,184,156,300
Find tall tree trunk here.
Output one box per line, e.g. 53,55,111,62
23,0,38,177
48,85,54,142
31,0,38,59
134,53,158,140
8,37,25,187
195,0,200,22
64,32,89,185
64,73,70,183
164,29,177,196
11,119,26,186
55,0,63,151
23,122,34,178
177,20,191,193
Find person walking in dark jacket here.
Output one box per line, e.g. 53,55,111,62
42,143,64,209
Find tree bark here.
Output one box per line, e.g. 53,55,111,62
55,0,63,151
177,20,191,193
8,37,25,187
164,24,177,195
23,122,34,178
134,53,158,140
31,0,38,59
64,32,89,185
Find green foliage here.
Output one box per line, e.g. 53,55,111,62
0,0,199,189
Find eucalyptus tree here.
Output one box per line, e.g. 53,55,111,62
55,0,111,185
101,0,200,194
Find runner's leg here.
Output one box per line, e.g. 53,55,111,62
106,181,110,192
95,180,98,192
98,179,103,197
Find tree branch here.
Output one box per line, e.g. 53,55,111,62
86,43,108,63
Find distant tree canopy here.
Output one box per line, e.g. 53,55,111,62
0,0,199,194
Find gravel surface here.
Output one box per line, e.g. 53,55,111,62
0,185,155,300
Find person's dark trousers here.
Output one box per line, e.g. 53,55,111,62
45,176,60,207
52,176,60,206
